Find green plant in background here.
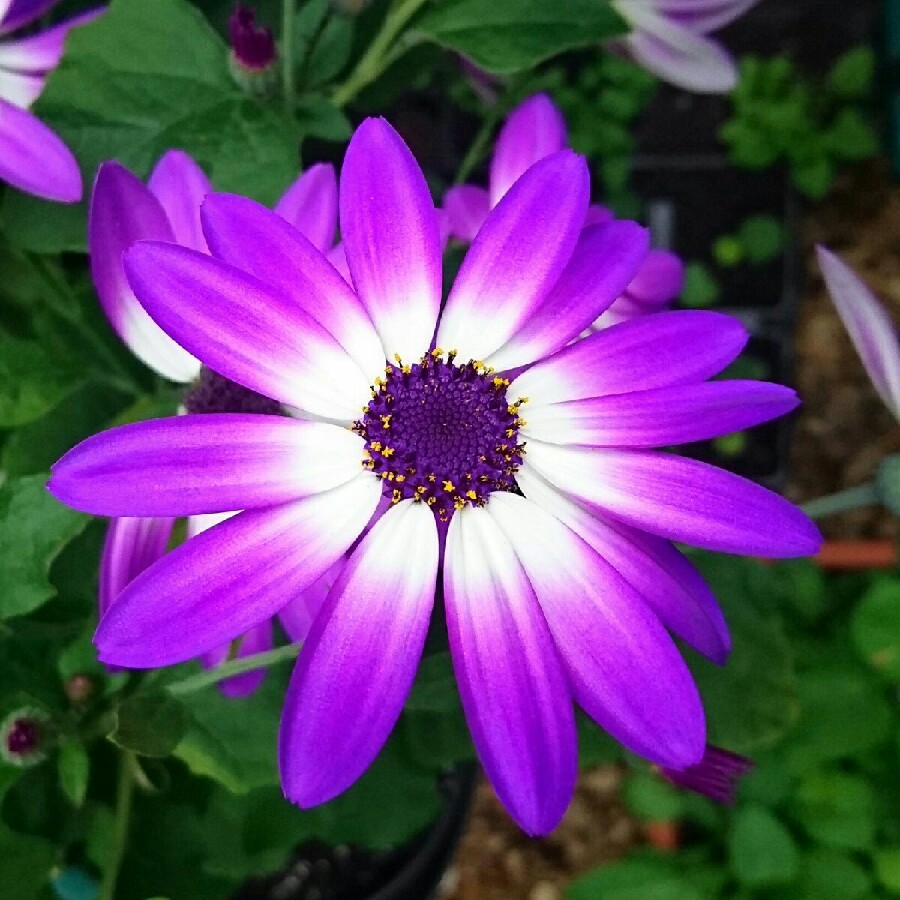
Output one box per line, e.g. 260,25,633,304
721,47,880,199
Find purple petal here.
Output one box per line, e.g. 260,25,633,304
280,500,438,806
0,0,61,33
662,743,754,804
339,118,442,363
444,507,576,835
202,619,273,699
489,93,567,205
200,193,384,380
123,242,372,420
516,466,729,663
487,492,706,769
88,162,201,382
327,242,351,283
437,151,589,361
274,163,338,253
95,472,381,667
817,246,900,421
624,249,685,306
510,311,749,405
584,204,615,227
622,25,738,93
522,380,799,448
98,516,175,617
147,150,211,253
0,67,43,106
0,8,104,73
49,414,365,517
0,98,80,202
524,441,822,557
443,184,490,243
659,0,760,34
487,221,651,371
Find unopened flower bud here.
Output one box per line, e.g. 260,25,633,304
228,5,278,95
1,708,51,768
65,674,96,706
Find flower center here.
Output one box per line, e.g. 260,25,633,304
354,351,527,522
6,718,39,755
183,367,284,416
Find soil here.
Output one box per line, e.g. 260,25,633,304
438,767,644,900
787,159,900,539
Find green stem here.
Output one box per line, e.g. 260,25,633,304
166,642,302,696
455,109,501,186
282,0,297,114
801,482,879,519
331,0,429,107
98,751,135,900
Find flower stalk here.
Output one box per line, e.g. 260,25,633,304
282,0,297,113
166,642,303,696
98,750,136,900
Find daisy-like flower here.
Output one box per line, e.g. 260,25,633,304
444,93,684,331
0,0,102,201
608,0,760,93
817,246,900,422
90,151,341,695
50,118,820,835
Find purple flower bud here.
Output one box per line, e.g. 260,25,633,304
661,744,754,804
1,709,51,768
229,5,276,72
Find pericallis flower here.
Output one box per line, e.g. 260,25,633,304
50,118,821,835
817,245,900,422
608,0,760,93
444,93,684,331
0,0,103,201
90,151,341,695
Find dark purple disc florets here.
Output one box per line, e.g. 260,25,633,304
354,351,527,522
183,367,283,416
1,708,50,767
229,5,277,71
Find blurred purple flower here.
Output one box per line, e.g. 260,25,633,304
817,245,900,421
90,151,340,696
0,0,103,201
51,118,819,835
609,0,760,93
444,93,684,332
662,743,754,803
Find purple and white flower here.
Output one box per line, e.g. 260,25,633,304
0,0,101,201
609,0,760,93
817,245,900,422
51,118,820,835
444,93,684,332
90,151,340,695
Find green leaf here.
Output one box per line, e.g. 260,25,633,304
681,262,720,308
851,575,900,678
416,0,626,75
728,804,799,886
792,156,834,199
0,825,56,900
688,556,799,753
738,214,786,264
5,0,302,253
713,235,745,267
566,855,703,900
828,47,875,99
57,741,90,808
798,849,871,900
874,847,900,893
824,108,880,161
405,651,457,712
623,771,685,822
0,333,84,428
0,475,88,621
173,664,287,791
794,770,875,851
785,666,892,770
111,692,188,758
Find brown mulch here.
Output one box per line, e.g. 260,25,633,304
438,767,645,900
787,159,900,539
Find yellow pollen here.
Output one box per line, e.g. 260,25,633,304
380,414,392,427
382,446,395,458
442,480,456,492
370,441,382,452
465,490,477,500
